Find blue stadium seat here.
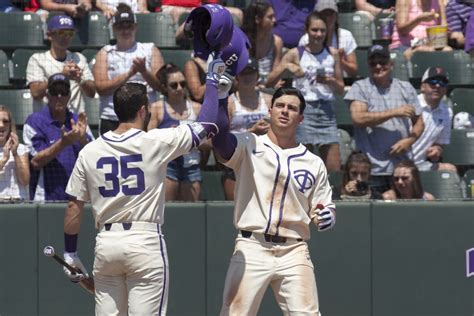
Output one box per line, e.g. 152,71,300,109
136,13,178,48
11,49,45,86
443,129,474,167
0,50,10,87
338,13,375,48
0,13,45,50
160,49,192,70
0,89,34,126
449,88,474,116
70,12,110,50
420,170,464,200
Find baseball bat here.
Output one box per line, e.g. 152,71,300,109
43,245,95,295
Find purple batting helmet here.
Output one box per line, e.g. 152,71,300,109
221,27,251,77
185,4,234,59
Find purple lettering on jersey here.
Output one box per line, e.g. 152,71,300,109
466,248,474,277
275,148,308,236
293,169,316,193
263,143,281,235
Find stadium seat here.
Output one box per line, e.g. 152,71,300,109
11,49,45,85
160,49,192,70
224,0,251,9
354,49,370,78
410,50,474,87
449,88,474,116
84,94,100,128
328,170,343,193
0,50,10,87
390,50,410,81
81,48,99,68
338,13,375,48
463,169,474,198
53,12,110,50
335,93,353,127
199,171,225,201
0,13,45,50
338,128,354,165
136,13,178,48
442,129,474,167
0,89,34,125
420,170,464,200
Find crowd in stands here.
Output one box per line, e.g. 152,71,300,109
0,0,473,203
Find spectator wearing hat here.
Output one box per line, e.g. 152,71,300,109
412,67,457,172
0,0,20,12
222,57,273,200
94,3,164,135
23,73,94,202
345,44,425,194
297,0,358,77
277,11,345,172
27,15,96,114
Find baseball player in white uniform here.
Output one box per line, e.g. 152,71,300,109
62,57,226,315
212,86,337,316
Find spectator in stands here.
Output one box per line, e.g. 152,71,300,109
95,0,149,20
223,58,272,200
39,0,92,19
184,55,206,103
390,0,451,60
147,63,202,201
383,159,435,200
465,9,474,57
337,151,383,200
278,11,345,172
345,44,424,194
268,0,316,48
355,0,395,21
0,106,30,202
241,2,284,88
0,0,20,12
446,0,473,49
94,4,164,135
27,15,96,114
412,67,457,172
297,0,358,77
23,74,93,202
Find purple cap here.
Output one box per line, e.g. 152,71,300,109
48,73,70,90
47,15,75,31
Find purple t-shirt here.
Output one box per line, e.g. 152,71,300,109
24,106,92,201
465,10,474,52
269,0,316,48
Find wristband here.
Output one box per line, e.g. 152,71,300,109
64,233,78,253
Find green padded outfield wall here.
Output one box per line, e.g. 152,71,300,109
0,201,473,315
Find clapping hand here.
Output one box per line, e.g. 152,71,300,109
133,57,147,74
61,119,83,146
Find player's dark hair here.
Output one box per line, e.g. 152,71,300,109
241,2,272,58
113,82,148,123
391,160,425,199
271,87,306,114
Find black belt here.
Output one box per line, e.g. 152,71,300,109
240,230,302,243
104,223,132,231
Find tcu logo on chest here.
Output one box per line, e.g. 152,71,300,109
292,169,316,193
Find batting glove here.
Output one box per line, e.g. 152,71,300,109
63,252,89,283
316,208,336,232
206,53,226,85
218,72,234,99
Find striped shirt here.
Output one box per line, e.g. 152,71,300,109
446,0,473,33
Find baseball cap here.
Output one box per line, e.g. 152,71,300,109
421,66,449,83
112,11,137,25
47,15,75,31
48,73,70,92
315,0,338,13
243,58,258,72
367,44,390,60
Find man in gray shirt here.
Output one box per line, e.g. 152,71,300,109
345,44,424,194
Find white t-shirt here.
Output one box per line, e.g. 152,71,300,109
298,28,358,55
0,143,29,201
26,51,94,114
66,126,194,228
412,94,453,167
224,133,335,241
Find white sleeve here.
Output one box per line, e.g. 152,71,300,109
66,152,90,202
339,28,358,55
298,33,309,46
145,125,194,163
309,161,335,220
26,53,47,86
223,132,252,170
77,53,94,82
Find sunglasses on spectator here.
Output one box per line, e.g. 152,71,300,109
169,81,187,90
425,78,448,87
48,89,70,97
369,59,390,67
53,29,75,38
394,176,409,181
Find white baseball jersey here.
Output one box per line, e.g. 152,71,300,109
66,125,193,228
224,133,335,241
